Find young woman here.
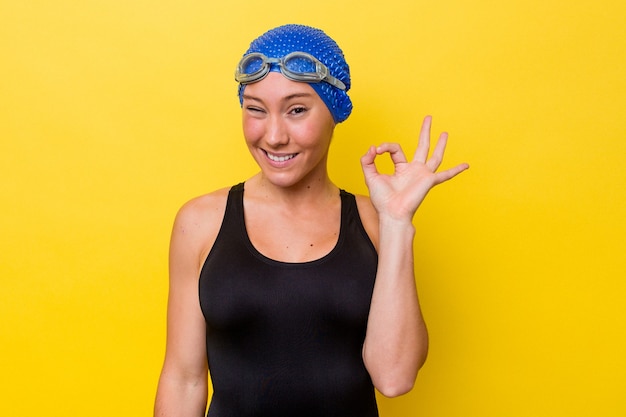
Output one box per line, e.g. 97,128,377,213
154,24,469,417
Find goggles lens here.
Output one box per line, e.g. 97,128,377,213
235,52,346,91
240,54,265,75
283,54,317,74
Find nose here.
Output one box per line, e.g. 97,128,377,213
265,115,289,147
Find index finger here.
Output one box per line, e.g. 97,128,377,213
376,142,408,165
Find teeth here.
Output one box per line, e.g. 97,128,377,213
266,152,296,162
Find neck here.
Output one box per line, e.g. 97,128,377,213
247,173,338,208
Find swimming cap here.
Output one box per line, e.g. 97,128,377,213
237,24,352,123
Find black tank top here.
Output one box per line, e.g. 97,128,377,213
199,183,379,417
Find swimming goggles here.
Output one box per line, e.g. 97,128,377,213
235,51,346,91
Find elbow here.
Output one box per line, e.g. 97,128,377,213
369,364,421,398
375,377,416,398
363,332,429,398
367,349,428,398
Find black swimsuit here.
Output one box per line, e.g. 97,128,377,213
199,183,379,416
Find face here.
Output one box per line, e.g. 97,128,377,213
241,72,336,189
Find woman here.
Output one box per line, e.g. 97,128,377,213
154,24,468,417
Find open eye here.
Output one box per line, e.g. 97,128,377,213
289,106,307,115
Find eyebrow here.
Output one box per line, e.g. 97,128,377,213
284,92,315,100
242,92,315,103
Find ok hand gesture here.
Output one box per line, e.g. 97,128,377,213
360,115,469,222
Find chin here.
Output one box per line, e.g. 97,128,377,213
261,174,302,189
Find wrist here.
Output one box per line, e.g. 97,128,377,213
377,215,416,236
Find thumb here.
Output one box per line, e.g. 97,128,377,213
360,145,379,178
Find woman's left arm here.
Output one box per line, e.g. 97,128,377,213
359,115,469,397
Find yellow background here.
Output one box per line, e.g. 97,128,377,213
1,0,624,415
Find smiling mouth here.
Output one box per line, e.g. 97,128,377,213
265,151,298,162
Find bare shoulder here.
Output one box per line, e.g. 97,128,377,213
175,187,230,229
170,186,231,270
354,193,379,250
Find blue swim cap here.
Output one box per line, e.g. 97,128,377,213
237,24,352,123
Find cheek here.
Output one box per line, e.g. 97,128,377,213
300,119,334,149
242,116,263,143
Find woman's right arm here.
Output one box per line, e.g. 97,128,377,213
154,192,228,417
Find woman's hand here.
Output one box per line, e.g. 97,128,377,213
360,115,469,221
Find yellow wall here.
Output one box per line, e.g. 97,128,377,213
1,1,624,415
